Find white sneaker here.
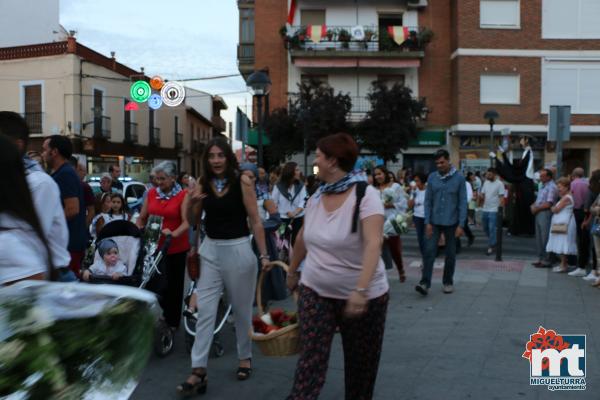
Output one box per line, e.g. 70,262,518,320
583,272,597,281
568,268,587,277
552,266,567,273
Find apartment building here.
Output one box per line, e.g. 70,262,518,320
239,0,600,174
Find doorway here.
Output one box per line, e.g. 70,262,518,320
562,149,590,176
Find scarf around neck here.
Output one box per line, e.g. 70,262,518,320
312,170,367,202
156,182,182,200
437,166,457,180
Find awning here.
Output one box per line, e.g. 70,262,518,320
409,130,446,146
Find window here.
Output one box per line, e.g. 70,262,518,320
543,0,600,38
480,74,520,104
480,0,520,29
542,62,600,114
377,74,406,89
300,10,325,26
301,74,328,87
240,8,254,42
21,82,43,133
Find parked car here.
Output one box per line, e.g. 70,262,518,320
88,177,147,213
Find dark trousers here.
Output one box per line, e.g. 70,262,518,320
421,224,457,288
282,216,304,247
287,285,389,400
161,251,187,328
574,209,591,270
384,236,404,277
414,216,426,257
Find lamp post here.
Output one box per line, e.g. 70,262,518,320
246,70,272,167
484,110,499,168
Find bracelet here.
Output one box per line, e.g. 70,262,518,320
259,254,269,261
354,287,368,293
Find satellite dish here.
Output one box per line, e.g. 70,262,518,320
351,25,365,41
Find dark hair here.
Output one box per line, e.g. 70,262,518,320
434,149,450,160
466,172,473,179
541,168,553,179
0,111,29,152
373,165,391,188
69,156,79,168
200,137,239,192
0,134,53,275
414,172,427,184
109,192,128,216
306,174,319,196
47,135,73,159
487,167,498,175
177,171,188,185
589,169,600,194
280,162,299,188
108,165,120,173
316,133,359,173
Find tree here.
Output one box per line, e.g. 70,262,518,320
264,79,352,163
356,82,427,162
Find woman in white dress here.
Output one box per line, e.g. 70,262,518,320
373,165,407,282
546,177,577,273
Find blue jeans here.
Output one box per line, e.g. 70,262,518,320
421,224,457,288
482,211,498,248
414,216,426,257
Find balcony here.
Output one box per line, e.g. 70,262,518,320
151,127,160,146
237,42,255,75
212,115,226,133
93,116,111,139
124,122,138,144
283,25,431,68
175,132,183,149
22,112,43,134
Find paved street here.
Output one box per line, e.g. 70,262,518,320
132,228,600,400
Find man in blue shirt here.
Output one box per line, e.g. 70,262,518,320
416,149,467,296
42,135,87,277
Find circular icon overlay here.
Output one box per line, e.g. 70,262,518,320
150,76,164,90
130,81,151,103
161,82,185,107
148,94,163,110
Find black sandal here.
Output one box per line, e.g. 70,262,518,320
176,371,207,396
236,359,252,381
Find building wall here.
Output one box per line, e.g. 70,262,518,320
255,0,289,111
292,1,417,27
0,0,65,47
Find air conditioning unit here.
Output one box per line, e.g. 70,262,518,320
407,0,428,8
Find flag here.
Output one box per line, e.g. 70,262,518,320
287,0,297,25
307,25,327,43
387,26,410,46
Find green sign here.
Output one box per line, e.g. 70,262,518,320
409,130,446,147
246,128,271,146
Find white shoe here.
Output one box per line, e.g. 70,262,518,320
552,266,567,273
583,272,597,281
568,268,587,277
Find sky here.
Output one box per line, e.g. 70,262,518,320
59,0,252,146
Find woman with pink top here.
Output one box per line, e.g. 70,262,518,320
286,133,389,400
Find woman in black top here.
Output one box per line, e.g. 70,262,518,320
178,138,269,396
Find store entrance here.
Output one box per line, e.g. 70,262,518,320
403,154,435,175
562,149,590,176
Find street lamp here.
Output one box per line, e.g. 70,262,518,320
246,70,272,167
484,110,499,167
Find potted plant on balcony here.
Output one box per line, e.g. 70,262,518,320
338,28,351,49
417,27,434,50
362,28,376,49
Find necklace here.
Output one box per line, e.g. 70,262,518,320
213,178,228,193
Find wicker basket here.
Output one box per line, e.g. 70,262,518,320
250,261,300,357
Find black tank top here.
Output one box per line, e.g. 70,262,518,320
203,175,250,239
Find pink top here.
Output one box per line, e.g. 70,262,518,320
570,178,589,210
300,185,389,300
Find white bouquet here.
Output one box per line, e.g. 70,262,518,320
383,212,413,237
382,187,396,206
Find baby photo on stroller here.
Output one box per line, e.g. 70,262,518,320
82,239,128,281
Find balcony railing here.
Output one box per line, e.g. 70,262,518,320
175,132,183,149
124,122,138,144
22,112,43,134
283,25,432,54
151,127,160,146
237,42,255,64
94,116,111,139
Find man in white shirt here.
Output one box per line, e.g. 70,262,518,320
479,168,505,256
0,112,72,279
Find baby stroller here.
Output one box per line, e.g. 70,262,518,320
81,219,176,357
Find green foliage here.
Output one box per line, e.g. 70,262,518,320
264,79,352,163
356,82,427,162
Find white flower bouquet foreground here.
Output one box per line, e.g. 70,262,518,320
384,212,413,238
0,281,159,400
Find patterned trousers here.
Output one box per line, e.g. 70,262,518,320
287,285,389,400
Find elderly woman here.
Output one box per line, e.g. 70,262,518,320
286,133,389,400
136,161,190,330
178,138,270,396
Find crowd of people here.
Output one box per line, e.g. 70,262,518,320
3,109,600,399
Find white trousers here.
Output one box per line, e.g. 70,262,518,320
191,236,257,368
